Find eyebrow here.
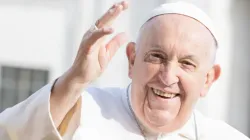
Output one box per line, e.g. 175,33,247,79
151,44,163,49
180,55,199,65
148,45,200,64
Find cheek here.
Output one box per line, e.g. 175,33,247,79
176,73,204,121
131,61,161,109
132,58,160,84
179,72,205,105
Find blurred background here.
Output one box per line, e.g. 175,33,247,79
0,0,249,137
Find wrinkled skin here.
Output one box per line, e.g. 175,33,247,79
126,14,221,134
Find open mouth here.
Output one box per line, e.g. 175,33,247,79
151,88,180,99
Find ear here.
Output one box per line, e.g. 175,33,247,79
200,64,221,97
126,42,136,79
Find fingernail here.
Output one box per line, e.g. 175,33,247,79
109,8,115,13
118,5,123,10
122,1,129,9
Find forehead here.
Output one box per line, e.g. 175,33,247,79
137,14,215,60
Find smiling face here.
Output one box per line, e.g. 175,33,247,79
126,14,220,133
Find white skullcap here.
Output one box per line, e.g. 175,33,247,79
141,1,218,47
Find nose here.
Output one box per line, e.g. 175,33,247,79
158,62,179,86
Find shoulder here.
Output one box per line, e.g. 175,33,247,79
80,86,133,126
84,86,126,104
195,111,250,140
82,86,128,113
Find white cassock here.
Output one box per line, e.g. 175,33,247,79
0,80,249,140
0,2,249,140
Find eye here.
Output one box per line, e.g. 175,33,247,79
145,53,165,64
182,60,194,66
180,60,196,71
152,53,164,59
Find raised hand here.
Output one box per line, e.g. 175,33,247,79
70,1,128,84
50,1,129,127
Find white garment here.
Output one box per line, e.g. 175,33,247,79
0,81,249,140
143,1,218,45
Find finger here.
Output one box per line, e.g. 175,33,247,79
110,1,128,9
95,1,128,28
105,32,128,60
90,28,113,43
83,27,114,53
121,1,128,10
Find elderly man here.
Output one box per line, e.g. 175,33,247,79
0,1,249,140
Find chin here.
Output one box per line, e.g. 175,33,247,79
143,110,179,132
142,108,194,134
141,88,185,133
148,114,175,126
131,83,190,133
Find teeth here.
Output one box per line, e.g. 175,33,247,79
152,88,177,98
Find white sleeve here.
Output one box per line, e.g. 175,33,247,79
0,81,62,140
